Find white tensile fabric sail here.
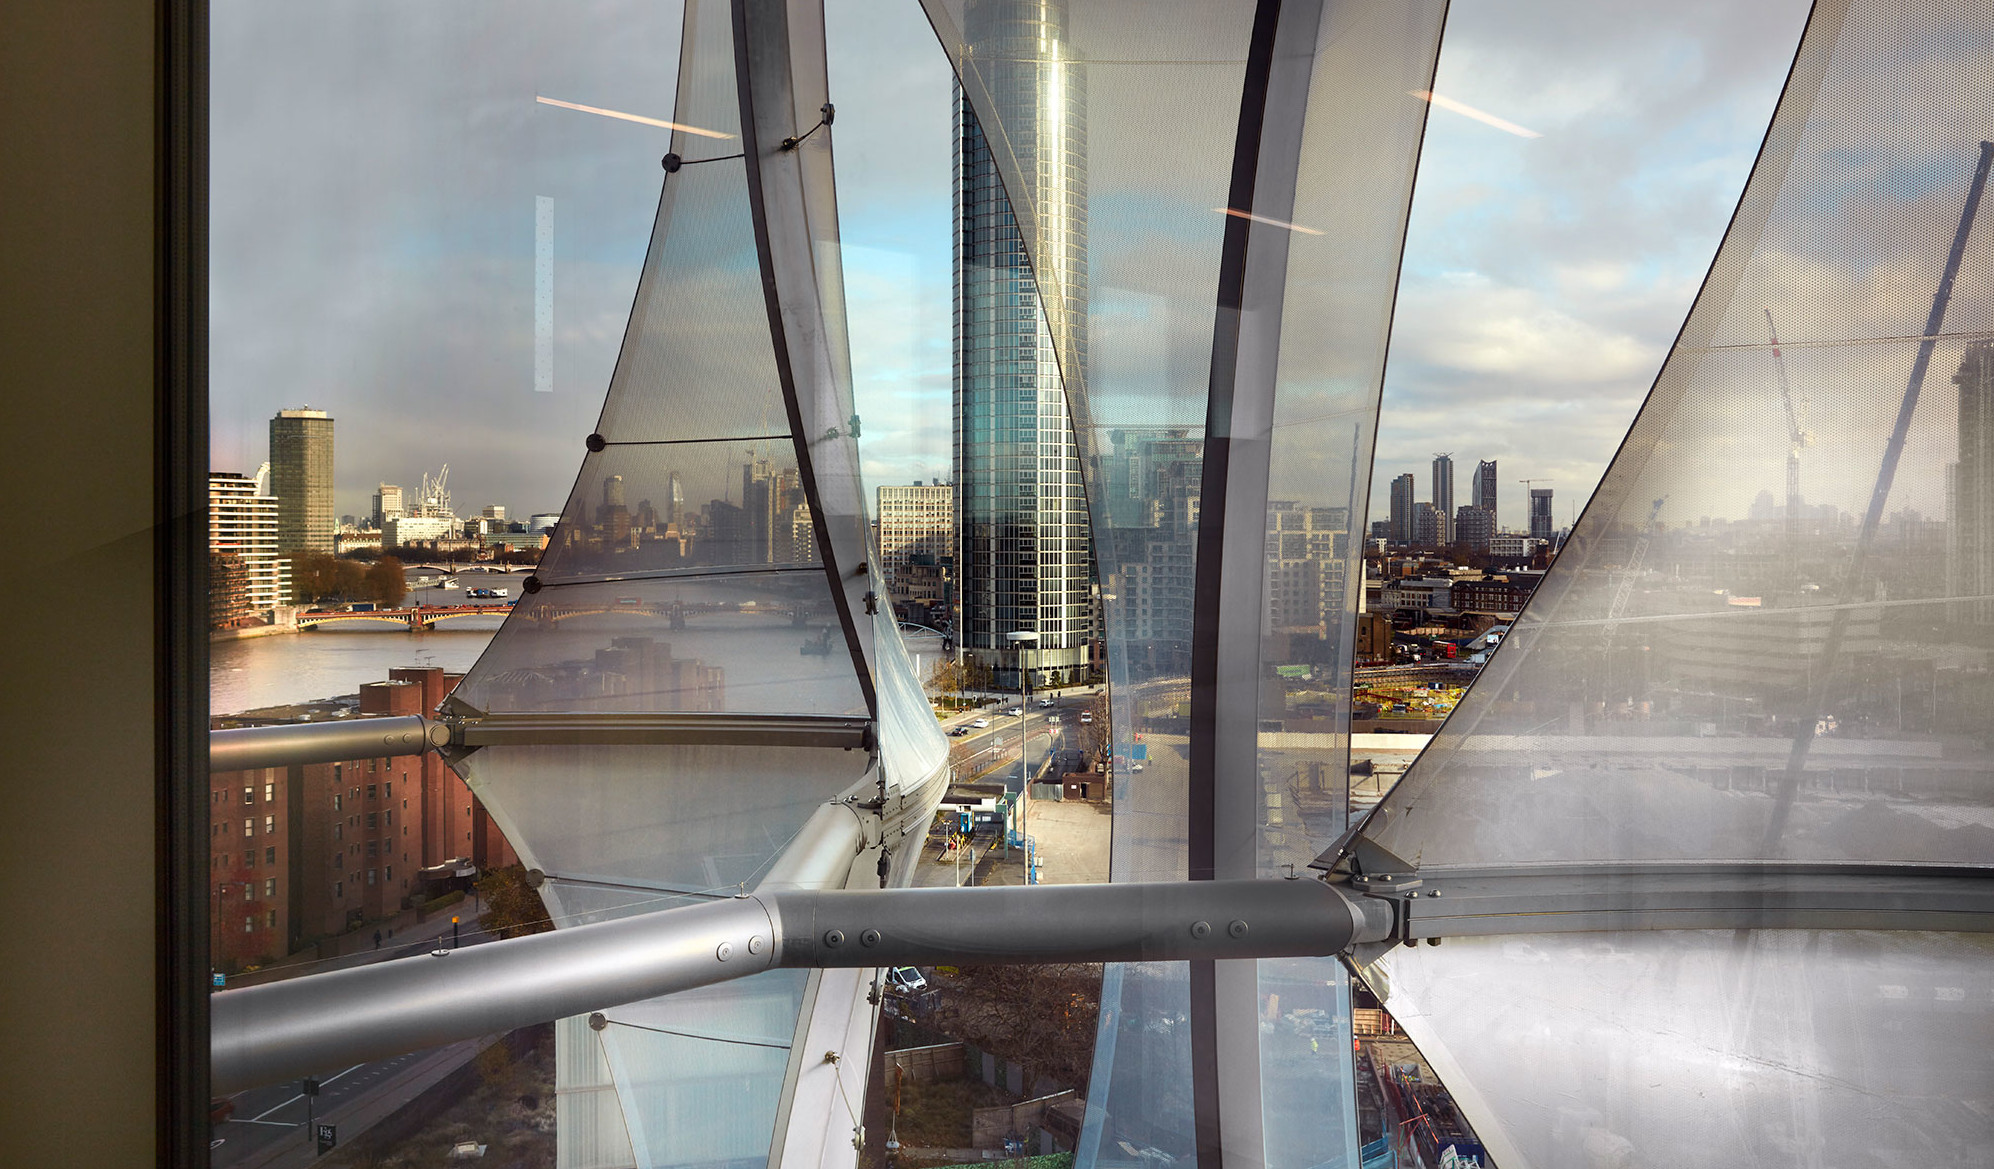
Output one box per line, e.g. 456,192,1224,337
1352,1,1994,1164
447,3,948,1165
920,2,1445,1165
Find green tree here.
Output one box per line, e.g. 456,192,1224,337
477,865,552,941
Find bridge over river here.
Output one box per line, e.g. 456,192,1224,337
295,603,517,631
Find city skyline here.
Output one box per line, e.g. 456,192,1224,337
208,1,1819,546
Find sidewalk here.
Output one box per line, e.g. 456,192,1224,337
227,904,490,989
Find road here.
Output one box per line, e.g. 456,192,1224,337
941,690,1109,780
211,915,497,1167
210,1038,490,1169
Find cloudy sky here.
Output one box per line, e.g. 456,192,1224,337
211,0,1814,533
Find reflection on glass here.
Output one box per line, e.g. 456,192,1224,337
928,0,1441,1164
1345,1,1994,1164
1366,0,1994,871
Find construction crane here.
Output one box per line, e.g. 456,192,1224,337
1764,309,1811,573
417,464,452,518
1609,495,1668,625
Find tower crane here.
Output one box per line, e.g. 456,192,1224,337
418,464,452,518
1765,309,1811,570
1608,495,1668,625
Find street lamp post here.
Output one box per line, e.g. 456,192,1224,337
1005,630,1038,881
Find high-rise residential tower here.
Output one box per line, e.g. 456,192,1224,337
1473,458,1498,517
1388,472,1415,545
1530,486,1556,542
952,0,1092,687
1431,453,1455,545
1949,341,1994,621
269,407,334,554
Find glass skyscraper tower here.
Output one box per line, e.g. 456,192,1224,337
952,0,1093,688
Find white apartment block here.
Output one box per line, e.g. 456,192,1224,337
210,472,291,612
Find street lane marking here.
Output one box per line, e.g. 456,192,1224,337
244,1063,363,1122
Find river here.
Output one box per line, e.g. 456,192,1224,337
211,570,949,716
210,574,515,715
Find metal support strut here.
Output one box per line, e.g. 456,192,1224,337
212,877,1384,1094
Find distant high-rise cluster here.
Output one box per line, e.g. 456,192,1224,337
1376,454,1557,558
371,483,404,529
552,452,817,575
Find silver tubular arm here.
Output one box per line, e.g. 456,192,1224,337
770,878,1378,968
209,716,447,772
211,878,1382,1093
212,895,780,1094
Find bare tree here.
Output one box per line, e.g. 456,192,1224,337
925,964,1102,1094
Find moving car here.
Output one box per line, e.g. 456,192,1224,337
970,718,991,728
1080,711,1094,724
885,966,928,994
467,586,509,599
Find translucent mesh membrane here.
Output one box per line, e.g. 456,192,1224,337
537,440,820,581
1249,14,1445,1164
443,3,932,1165
457,742,866,1169
1343,1,1994,1164
455,0,864,724
591,0,780,446
1364,0,1994,871
457,744,870,894
1368,930,1994,1169
451,574,865,717
927,1,1443,1164
932,4,1252,1159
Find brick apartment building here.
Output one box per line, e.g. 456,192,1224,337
209,666,517,969
1450,575,1539,616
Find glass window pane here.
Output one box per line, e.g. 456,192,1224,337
1361,0,1994,871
